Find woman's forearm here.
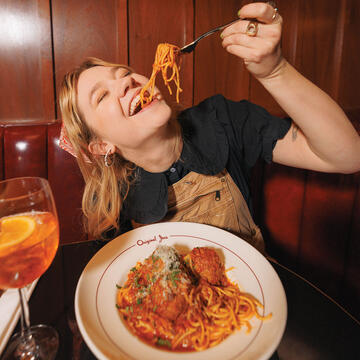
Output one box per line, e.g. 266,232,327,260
258,59,360,173
221,2,359,173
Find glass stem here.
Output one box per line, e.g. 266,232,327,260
16,287,38,358
18,287,31,336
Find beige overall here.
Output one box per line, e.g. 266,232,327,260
133,169,265,254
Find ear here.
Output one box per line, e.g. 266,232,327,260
88,140,115,156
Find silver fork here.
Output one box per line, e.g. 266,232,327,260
180,18,241,53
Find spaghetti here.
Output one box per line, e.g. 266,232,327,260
139,43,182,107
116,246,272,352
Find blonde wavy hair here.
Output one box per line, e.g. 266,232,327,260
59,57,181,239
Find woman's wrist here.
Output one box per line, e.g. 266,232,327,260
255,56,288,84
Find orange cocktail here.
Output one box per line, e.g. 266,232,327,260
0,177,60,360
0,211,59,289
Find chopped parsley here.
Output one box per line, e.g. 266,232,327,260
136,298,142,305
134,276,140,288
156,338,171,348
169,270,180,287
115,284,122,289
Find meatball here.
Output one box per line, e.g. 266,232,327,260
149,246,192,321
151,283,188,321
189,247,227,285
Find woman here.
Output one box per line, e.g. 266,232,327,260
59,2,360,252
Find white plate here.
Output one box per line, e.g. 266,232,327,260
75,222,287,360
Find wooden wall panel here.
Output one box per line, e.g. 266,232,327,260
343,173,360,320
261,164,307,268
194,0,249,105
128,0,194,108
299,173,357,296
338,0,360,110
0,0,54,121
300,0,343,99
52,0,128,117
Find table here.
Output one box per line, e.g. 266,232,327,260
3,240,360,359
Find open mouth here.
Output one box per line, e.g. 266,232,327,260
129,91,158,116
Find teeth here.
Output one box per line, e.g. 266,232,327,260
129,94,141,116
129,92,159,116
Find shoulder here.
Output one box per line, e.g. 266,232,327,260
178,95,236,139
182,94,249,116
183,95,267,128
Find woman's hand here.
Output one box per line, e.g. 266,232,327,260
221,2,284,79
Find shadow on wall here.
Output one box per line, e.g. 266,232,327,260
256,163,360,321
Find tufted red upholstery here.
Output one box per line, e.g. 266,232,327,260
0,121,86,245
47,122,86,244
3,125,47,179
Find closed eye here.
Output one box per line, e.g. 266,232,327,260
97,91,108,104
116,68,132,79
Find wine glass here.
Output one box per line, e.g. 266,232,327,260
0,177,60,360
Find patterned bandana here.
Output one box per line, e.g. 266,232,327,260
59,124,91,163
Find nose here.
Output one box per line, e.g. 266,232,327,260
117,76,138,98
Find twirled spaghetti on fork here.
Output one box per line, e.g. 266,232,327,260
139,43,182,107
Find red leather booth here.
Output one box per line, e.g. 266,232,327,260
0,121,86,245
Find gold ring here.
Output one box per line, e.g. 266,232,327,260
271,7,279,21
246,21,258,37
267,1,279,22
